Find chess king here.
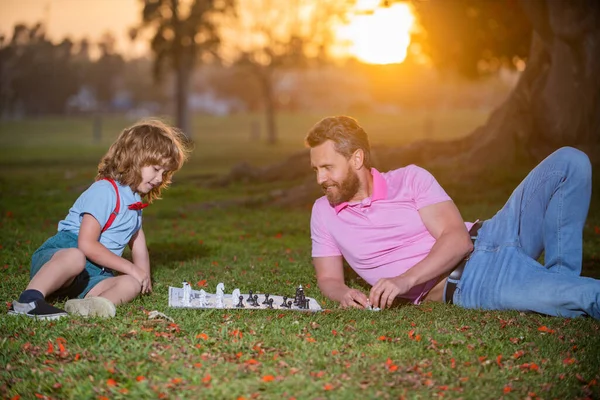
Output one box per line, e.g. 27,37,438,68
305,116,600,318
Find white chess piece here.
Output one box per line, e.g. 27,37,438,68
199,289,207,307
216,283,225,308
232,288,240,303
182,281,191,306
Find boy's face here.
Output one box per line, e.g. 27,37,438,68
137,165,168,195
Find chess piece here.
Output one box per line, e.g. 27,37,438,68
199,289,207,307
247,290,254,302
262,294,270,305
252,295,260,307
305,299,310,309
182,281,191,306
267,298,274,309
216,283,225,308
232,289,241,303
287,300,292,308
236,295,245,308
280,296,288,308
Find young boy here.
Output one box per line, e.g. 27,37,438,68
9,119,190,319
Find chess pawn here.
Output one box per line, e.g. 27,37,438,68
280,296,288,308
267,298,274,309
236,295,245,308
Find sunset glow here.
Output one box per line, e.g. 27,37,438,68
337,1,416,64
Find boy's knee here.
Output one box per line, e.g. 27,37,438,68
123,275,142,295
63,248,86,270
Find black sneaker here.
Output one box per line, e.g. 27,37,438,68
8,299,68,320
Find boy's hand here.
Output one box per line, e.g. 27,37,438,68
130,265,151,294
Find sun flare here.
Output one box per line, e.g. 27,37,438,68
337,1,415,65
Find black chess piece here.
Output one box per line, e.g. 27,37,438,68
253,295,259,306
305,299,310,309
262,294,270,305
247,290,253,302
287,300,292,308
236,295,245,308
280,296,288,307
267,298,274,309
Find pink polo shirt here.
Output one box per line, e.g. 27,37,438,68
310,165,474,304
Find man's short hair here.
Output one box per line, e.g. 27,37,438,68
305,116,372,169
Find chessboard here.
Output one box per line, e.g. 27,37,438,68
168,282,322,312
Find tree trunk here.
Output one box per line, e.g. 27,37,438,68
257,66,278,145
175,56,191,139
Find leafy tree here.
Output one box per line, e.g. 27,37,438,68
141,0,236,138
404,0,600,164
229,0,353,144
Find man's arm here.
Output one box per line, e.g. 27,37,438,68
369,200,472,308
129,228,151,294
78,213,150,290
314,256,369,308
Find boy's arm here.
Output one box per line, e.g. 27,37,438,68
129,228,151,293
78,213,150,291
314,256,369,309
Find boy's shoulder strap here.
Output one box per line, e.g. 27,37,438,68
100,178,120,233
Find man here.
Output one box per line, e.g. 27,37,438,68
306,115,599,318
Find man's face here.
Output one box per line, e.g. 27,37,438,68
310,140,360,206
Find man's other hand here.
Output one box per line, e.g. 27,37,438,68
369,276,414,309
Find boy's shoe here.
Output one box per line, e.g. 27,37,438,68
65,296,116,318
8,300,68,320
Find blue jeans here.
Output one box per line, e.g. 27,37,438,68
453,147,599,318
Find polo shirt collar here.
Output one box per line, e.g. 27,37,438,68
334,168,387,214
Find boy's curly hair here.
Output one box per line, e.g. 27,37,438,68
96,119,191,203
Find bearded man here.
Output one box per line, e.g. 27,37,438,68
306,116,599,318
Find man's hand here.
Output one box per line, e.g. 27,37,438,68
340,288,369,309
369,275,414,309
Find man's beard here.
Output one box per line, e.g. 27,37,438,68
322,166,360,207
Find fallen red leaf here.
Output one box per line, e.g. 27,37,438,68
262,375,275,382
197,279,207,287
323,383,334,390
136,376,146,382
106,378,117,387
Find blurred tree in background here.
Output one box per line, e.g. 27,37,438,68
406,0,600,163
141,0,236,138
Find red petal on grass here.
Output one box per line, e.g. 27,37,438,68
196,333,209,340
171,378,182,384
98,397,110,400
194,363,203,368
378,336,387,341
496,355,503,368
246,359,259,365
262,375,275,382
537,326,556,334
331,329,338,336
563,357,576,365
503,385,512,394
106,378,117,386
202,375,212,383
197,279,207,287
11,395,20,400
513,350,525,359
331,350,339,355
450,358,456,369
119,388,129,394
53,383,62,389
74,353,80,361
388,365,398,372
136,376,146,382
46,341,54,354
323,383,334,390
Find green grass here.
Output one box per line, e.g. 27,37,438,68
1,113,599,399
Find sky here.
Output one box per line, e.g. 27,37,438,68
0,0,145,55
0,0,417,64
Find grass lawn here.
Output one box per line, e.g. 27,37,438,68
1,112,599,399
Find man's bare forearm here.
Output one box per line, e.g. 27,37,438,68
317,278,353,303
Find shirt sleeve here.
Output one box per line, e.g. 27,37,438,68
310,200,342,258
406,165,452,209
76,180,118,229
